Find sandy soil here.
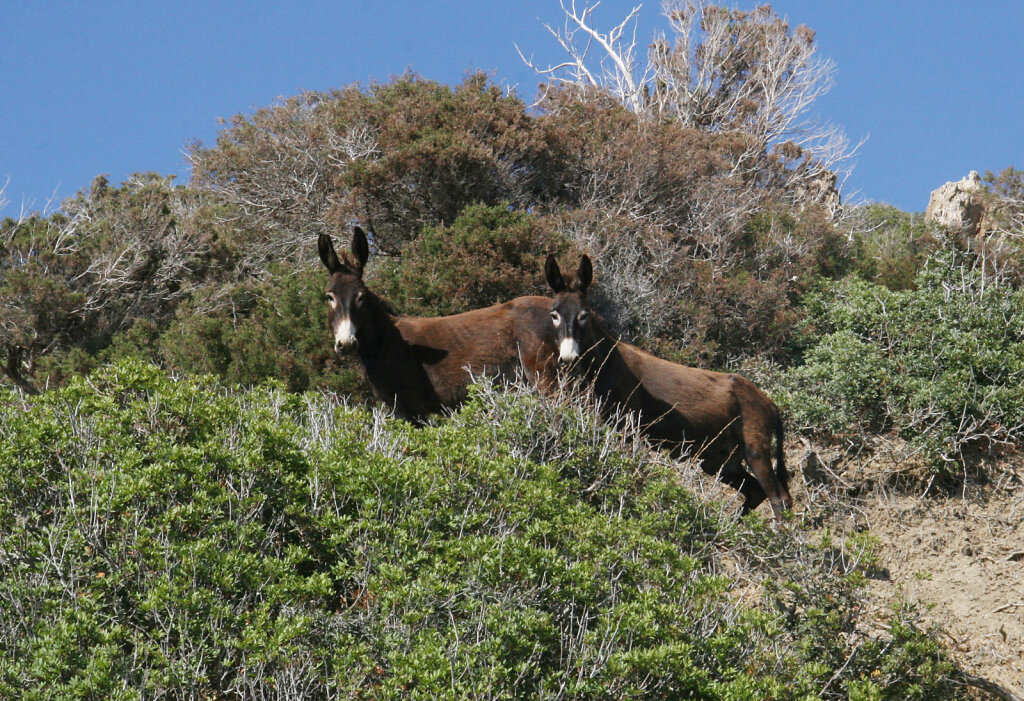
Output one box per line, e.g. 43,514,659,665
794,441,1024,696
864,491,1024,694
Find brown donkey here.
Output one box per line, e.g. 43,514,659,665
545,254,793,521
318,227,559,424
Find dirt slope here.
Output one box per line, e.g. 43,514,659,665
794,442,1024,695
865,489,1024,694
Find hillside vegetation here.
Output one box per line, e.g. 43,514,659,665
3,73,1022,482
2,2,1024,696
0,362,958,698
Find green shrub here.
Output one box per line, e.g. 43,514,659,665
0,174,231,394
842,204,936,290
377,203,569,317
0,360,961,698
159,266,366,396
777,249,1024,474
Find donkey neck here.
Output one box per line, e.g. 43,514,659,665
352,293,443,422
579,314,622,378
351,293,400,357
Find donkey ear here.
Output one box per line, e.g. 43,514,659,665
351,226,370,274
318,233,342,273
576,255,593,295
545,254,566,293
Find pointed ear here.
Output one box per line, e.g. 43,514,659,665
318,233,342,273
545,254,566,293
576,255,592,295
351,226,370,275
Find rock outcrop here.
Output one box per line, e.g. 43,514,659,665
925,171,985,236
797,169,841,215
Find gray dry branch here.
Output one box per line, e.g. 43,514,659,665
526,0,858,209
518,1,650,113
187,93,381,271
555,213,687,342
0,174,210,393
978,169,1024,284
64,175,208,321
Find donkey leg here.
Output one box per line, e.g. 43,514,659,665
742,427,792,522
700,447,767,515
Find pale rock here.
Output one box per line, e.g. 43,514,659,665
925,171,985,236
796,168,841,215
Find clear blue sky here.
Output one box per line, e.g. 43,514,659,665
2,1,1022,215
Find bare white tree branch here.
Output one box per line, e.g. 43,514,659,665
525,0,859,210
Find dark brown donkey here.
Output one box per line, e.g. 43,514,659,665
544,255,793,521
318,227,559,424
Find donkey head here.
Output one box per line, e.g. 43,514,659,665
544,254,593,363
318,227,371,352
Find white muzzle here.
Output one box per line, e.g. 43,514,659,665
333,318,357,351
559,337,580,362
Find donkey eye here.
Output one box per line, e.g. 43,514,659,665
325,292,335,305
550,311,561,325
355,290,366,307
578,311,590,325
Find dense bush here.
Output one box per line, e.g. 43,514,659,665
840,204,937,290
533,87,848,364
773,248,1024,474
24,264,368,399
189,72,562,259
158,266,365,396
377,204,569,317
0,361,960,698
0,174,229,394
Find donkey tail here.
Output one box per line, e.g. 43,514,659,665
774,413,790,489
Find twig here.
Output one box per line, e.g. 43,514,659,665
991,602,1023,614
953,670,1023,701
819,640,862,697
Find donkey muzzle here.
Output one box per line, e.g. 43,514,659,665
333,318,358,352
558,337,580,363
